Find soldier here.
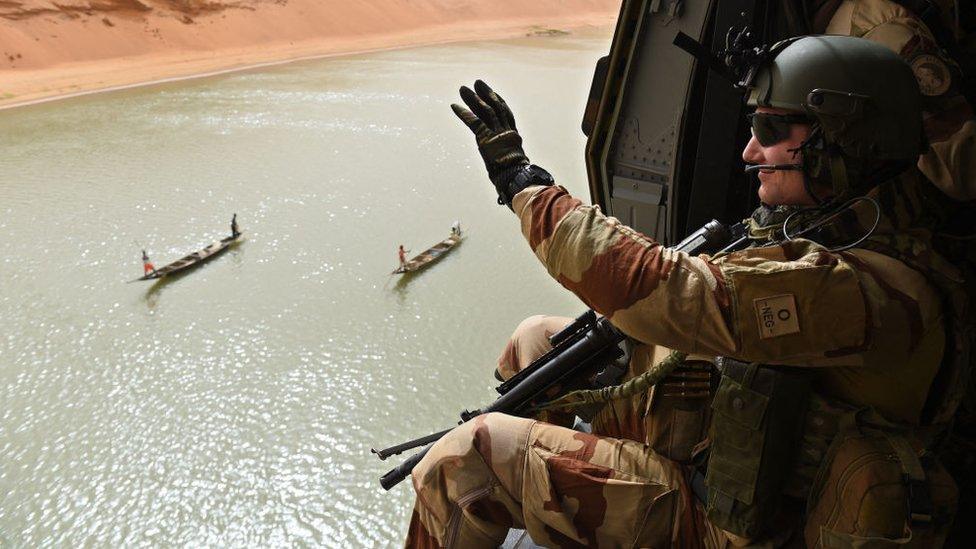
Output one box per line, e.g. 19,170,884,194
404,35,964,548
496,0,976,457
488,0,976,535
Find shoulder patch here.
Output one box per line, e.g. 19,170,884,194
911,54,952,96
754,294,800,339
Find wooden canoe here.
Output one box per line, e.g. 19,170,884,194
392,233,462,275
132,232,242,282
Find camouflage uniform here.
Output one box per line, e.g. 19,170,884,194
405,412,730,548
487,0,976,458
403,9,972,545
405,163,954,547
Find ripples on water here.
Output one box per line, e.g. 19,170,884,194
0,34,609,546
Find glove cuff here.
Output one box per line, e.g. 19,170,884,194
496,164,555,208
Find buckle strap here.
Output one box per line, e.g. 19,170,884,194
882,432,934,526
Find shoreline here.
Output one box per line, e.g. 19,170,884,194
0,6,617,111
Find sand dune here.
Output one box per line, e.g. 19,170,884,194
0,0,619,108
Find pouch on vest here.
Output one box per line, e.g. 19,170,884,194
804,429,958,548
704,358,811,539
645,358,715,462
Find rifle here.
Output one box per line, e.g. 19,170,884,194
372,219,737,490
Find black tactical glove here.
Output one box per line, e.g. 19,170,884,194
452,80,553,207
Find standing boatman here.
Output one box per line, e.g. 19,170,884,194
231,213,240,238
141,250,156,277
397,244,410,271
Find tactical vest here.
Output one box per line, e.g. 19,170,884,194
702,208,971,544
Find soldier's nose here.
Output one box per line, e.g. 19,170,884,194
742,134,765,165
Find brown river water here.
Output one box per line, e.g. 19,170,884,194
0,31,611,546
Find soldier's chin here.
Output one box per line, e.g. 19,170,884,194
757,181,778,205
756,170,776,188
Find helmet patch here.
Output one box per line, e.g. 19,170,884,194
910,54,951,96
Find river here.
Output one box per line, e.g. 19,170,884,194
0,31,610,547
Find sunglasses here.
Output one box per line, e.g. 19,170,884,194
746,113,810,146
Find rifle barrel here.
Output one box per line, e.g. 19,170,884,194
380,445,431,490
372,428,453,460
378,318,624,490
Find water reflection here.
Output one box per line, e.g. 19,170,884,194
140,240,245,306
0,32,610,546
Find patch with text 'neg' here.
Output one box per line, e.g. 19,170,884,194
753,294,800,339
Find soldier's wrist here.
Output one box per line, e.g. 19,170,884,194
494,163,554,208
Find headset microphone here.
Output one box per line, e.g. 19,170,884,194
745,164,803,173
744,164,803,174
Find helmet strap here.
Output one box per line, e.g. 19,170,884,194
799,147,849,205
828,153,850,198
791,124,837,206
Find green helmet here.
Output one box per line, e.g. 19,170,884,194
747,35,923,162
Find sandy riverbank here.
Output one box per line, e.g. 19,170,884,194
0,0,619,109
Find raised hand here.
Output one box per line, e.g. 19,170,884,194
451,80,531,204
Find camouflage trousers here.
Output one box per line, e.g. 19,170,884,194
404,316,725,548
404,412,730,548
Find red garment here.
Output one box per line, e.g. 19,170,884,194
143,262,156,275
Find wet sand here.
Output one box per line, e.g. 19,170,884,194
0,0,618,109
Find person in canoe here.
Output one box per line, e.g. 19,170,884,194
451,220,462,237
398,244,410,270
231,213,240,238
141,250,157,276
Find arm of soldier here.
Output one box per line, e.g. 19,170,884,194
862,16,976,201
511,184,878,365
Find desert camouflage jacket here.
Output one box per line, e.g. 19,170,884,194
512,169,962,426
